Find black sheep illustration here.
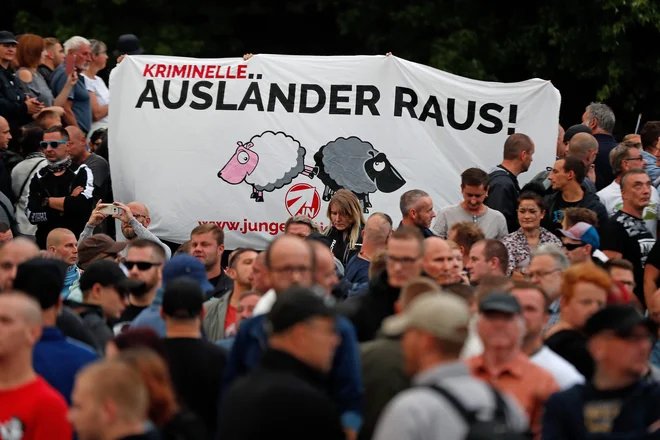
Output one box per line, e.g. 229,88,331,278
313,137,406,213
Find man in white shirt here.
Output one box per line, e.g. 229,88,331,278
509,280,584,389
432,168,508,239
598,142,660,238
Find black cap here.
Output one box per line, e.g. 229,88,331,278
14,258,68,310
79,260,144,294
115,34,143,56
306,232,332,248
0,31,17,45
161,277,204,319
479,292,522,315
584,304,658,339
267,286,336,334
563,124,592,143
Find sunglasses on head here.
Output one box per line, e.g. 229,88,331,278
39,140,67,150
563,242,586,251
124,261,161,271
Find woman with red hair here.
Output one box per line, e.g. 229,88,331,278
15,33,76,108
118,348,206,440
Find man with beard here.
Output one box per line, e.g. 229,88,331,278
190,224,233,300
113,239,165,332
77,200,171,259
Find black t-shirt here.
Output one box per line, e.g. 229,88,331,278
545,329,594,379
601,211,656,306
163,338,227,438
547,196,580,237
583,383,642,434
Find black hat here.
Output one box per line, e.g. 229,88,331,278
563,124,592,143
479,292,522,315
79,260,144,294
161,277,204,319
267,286,336,334
0,31,17,45
306,232,332,248
14,258,68,310
115,34,143,56
584,304,658,339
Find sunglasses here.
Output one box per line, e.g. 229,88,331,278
124,261,162,271
39,140,68,150
563,242,586,251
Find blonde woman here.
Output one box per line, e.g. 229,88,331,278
324,189,365,265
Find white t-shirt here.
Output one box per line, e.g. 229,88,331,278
531,346,584,389
84,75,110,123
597,180,660,238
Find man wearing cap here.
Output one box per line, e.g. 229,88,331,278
115,34,143,65
601,169,656,306
130,254,215,337
373,292,528,440
599,142,660,238
218,287,344,440
77,233,127,269
543,305,660,439
67,260,142,353
14,257,98,404
0,31,43,131
222,235,363,440
467,293,559,439
161,278,227,438
559,221,606,265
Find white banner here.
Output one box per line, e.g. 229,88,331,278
109,54,560,249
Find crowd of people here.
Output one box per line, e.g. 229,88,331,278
2,29,660,440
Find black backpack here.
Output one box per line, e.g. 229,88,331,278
426,384,531,440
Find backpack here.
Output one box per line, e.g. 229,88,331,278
426,384,531,440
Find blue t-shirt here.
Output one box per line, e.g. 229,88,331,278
50,63,91,133
344,254,370,284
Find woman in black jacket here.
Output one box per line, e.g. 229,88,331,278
323,189,365,266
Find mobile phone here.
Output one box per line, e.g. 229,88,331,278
99,205,121,216
65,54,75,75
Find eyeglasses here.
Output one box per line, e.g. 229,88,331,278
124,261,162,271
39,140,67,150
525,268,561,280
270,265,312,275
134,214,149,220
563,242,587,251
623,156,645,162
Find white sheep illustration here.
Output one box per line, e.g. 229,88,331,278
217,131,317,202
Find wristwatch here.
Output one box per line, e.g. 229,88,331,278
42,197,49,207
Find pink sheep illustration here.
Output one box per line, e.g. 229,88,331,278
218,131,317,202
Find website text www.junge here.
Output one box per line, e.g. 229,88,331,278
198,219,327,236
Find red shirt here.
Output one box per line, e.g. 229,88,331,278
0,376,72,440
224,304,237,332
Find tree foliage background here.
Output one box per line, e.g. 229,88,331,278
6,0,660,136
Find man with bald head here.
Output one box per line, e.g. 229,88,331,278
345,213,392,288
0,292,72,439
65,125,109,200
69,360,151,440
78,199,171,259
0,237,39,291
423,237,460,286
47,228,80,298
222,234,363,440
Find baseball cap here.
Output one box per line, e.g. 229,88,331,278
161,277,204,319
479,292,522,315
78,234,127,269
563,124,592,143
14,258,68,310
382,292,470,343
79,260,144,294
0,31,17,45
162,254,214,293
584,304,658,339
115,34,143,56
267,287,336,334
559,222,600,250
